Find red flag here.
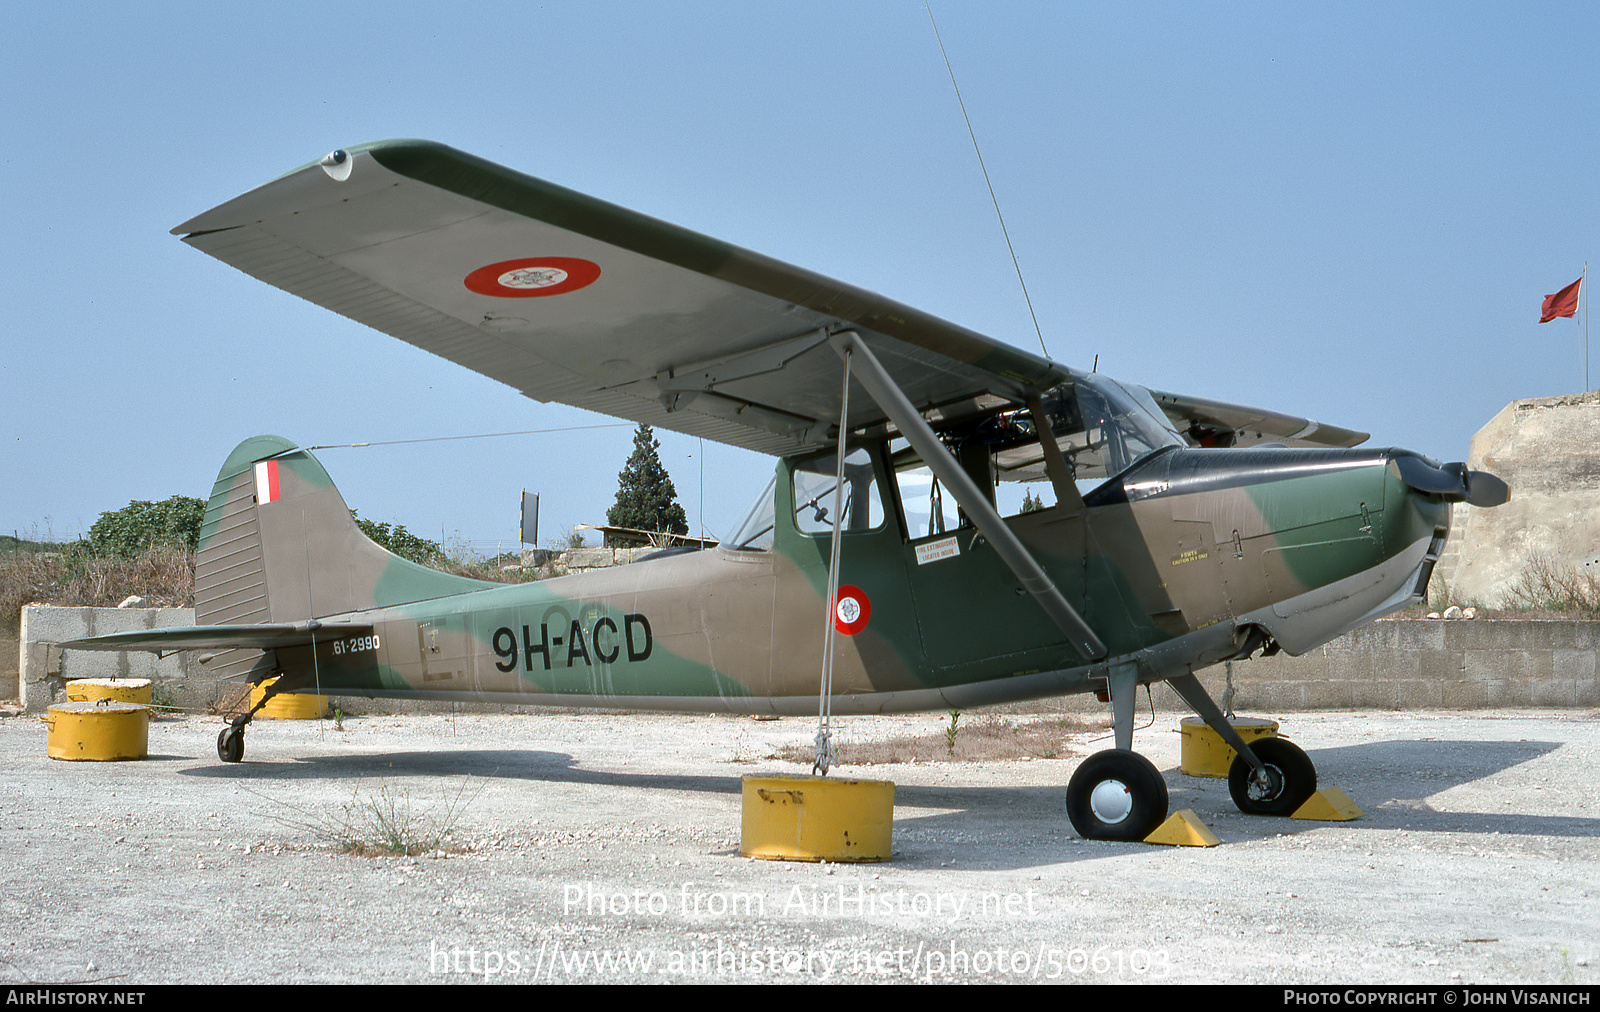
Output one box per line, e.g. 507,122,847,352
1540,276,1582,323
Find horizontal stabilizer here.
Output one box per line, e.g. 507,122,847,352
61,623,373,654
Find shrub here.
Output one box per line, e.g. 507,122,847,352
1506,552,1600,618
0,543,195,627
350,511,446,567
87,496,205,559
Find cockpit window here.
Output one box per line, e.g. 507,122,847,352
895,464,963,538
729,375,1180,550
792,448,884,536
1068,375,1185,481
989,375,1184,492
723,448,886,552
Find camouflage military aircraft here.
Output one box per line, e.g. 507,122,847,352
67,141,1508,840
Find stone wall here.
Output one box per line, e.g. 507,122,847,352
1435,391,1600,609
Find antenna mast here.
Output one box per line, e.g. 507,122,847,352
926,2,1052,361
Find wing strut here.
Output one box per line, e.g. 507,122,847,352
828,332,1106,661
812,347,854,777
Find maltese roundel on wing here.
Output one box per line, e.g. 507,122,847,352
464,257,601,298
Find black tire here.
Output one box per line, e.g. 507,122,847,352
217,728,245,763
1228,737,1316,815
1065,750,1169,841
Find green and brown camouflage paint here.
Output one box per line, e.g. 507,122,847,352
159,140,1459,720
199,425,1448,716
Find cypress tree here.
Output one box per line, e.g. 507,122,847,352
606,424,689,546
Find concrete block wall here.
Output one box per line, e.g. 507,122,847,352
1164,619,1599,713
20,606,205,713
562,546,655,571
1002,619,1599,715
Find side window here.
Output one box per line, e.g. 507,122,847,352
999,483,1054,517
887,435,974,540
894,465,963,539
793,448,885,536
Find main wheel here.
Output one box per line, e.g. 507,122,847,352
217,727,245,763
1228,737,1316,815
1066,749,1169,841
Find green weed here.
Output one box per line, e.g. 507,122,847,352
251,778,482,857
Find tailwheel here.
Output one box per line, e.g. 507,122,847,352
215,678,288,764
1066,749,1169,841
1228,737,1316,816
217,726,245,763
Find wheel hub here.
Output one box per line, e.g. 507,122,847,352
1247,764,1284,802
1088,778,1133,824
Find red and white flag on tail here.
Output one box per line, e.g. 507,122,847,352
254,460,280,504
1540,276,1582,323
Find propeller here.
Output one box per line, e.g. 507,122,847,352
1393,454,1509,507
1463,469,1510,508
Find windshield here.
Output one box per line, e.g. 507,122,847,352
725,474,778,551
989,375,1184,492
1069,375,1185,480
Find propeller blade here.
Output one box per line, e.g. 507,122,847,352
1465,470,1510,508
1392,454,1508,507
1394,454,1466,498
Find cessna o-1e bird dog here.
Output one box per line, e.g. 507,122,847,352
69,141,1508,841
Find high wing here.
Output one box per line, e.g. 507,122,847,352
1150,389,1368,449
174,140,1067,458
175,140,1365,458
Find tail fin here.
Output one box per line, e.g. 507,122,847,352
196,435,492,630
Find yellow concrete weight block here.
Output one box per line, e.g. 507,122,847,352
63,678,153,705
45,701,149,761
1179,716,1279,777
740,775,893,862
250,677,329,719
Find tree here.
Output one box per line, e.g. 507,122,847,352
87,495,206,558
1020,489,1048,514
606,424,688,546
350,510,446,567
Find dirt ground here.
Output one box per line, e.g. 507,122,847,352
1,706,1597,985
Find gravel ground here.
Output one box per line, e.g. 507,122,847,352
1,706,1596,985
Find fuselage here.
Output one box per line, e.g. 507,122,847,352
281,440,1450,714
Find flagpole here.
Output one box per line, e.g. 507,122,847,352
1584,261,1589,391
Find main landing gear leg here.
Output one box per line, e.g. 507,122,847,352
1066,662,1170,840
1165,672,1317,816
217,678,292,763
1107,661,1137,752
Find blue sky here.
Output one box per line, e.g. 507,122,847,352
3,2,1594,551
